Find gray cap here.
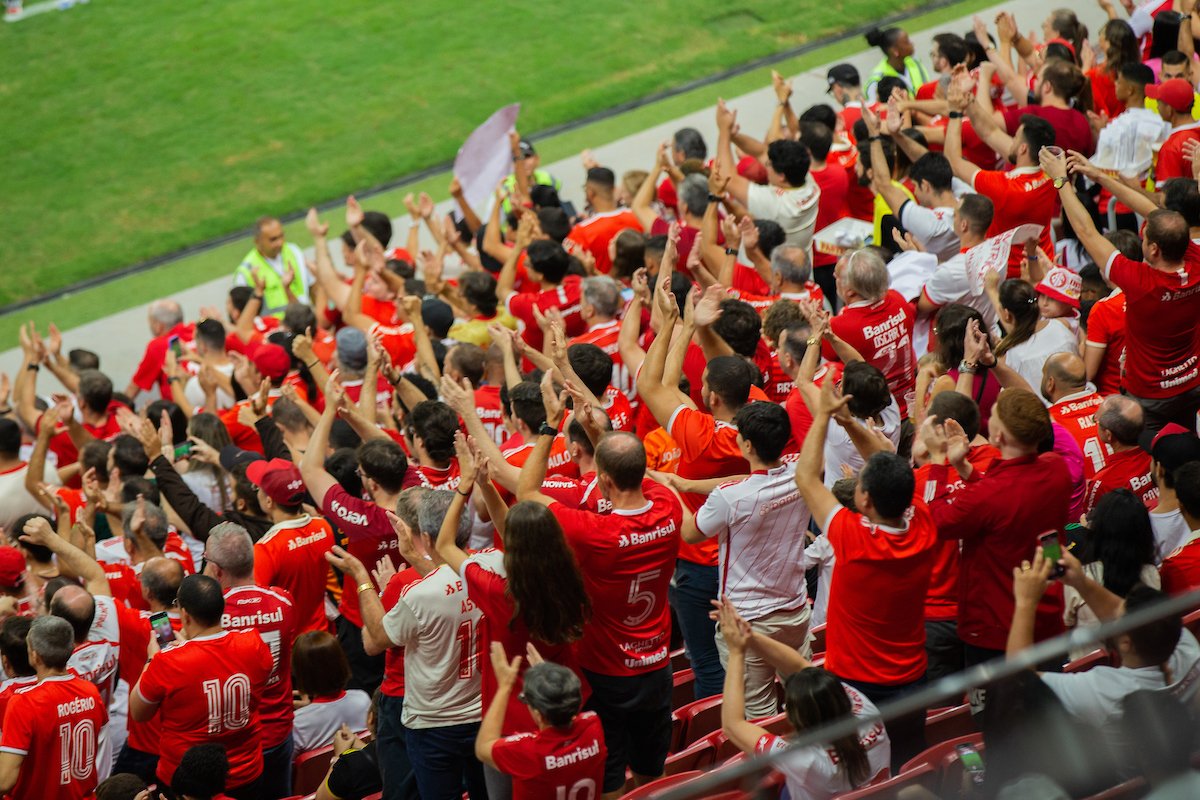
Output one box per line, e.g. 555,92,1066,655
336,326,368,371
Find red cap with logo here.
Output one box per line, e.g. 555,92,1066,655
251,344,291,383
1147,78,1195,114
245,458,308,506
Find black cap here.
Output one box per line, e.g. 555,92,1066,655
219,445,264,473
827,63,861,91
421,298,456,339
518,139,536,158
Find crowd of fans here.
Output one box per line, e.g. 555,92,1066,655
8,1,1200,799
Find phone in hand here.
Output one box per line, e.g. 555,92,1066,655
168,335,183,359
174,441,193,459
1038,531,1066,578
149,611,175,648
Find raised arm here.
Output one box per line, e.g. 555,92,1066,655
631,148,665,233
715,99,752,204
306,208,351,310
635,271,687,427
449,177,482,234
434,435,476,576
299,374,346,507
945,70,984,186
20,516,110,597
1047,151,1117,267
794,378,848,529
863,104,917,214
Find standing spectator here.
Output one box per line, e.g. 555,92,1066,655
130,574,272,799
793,377,937,768
291,631,372,753
125,300,194,402
1146,425,1200,563
570,276,630,402
1083,264,1129,398
234,216,313,316
991,279,1077,394
1084,395,1157,513
1053,150,1200,432
565,168,643,274
326,491,487,800
686,402,812,719
0,616,36,723
800,121,852,291
864,27,931,101
203,522,298,800
923,388,1071,680
499,239,585,354
915,197,998,330
0,616,106,800
517,394,682,798
1159,463,1200,594
0,418,59,533
1150,78,1200,188
247,458,334,634
1043,353,1108,480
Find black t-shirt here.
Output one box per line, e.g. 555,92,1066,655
326,741,382,800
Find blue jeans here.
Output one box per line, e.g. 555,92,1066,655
404,721,486,800
260,732,294,800
378,694,419,800
669,559,724,699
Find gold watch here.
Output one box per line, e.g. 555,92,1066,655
1052,177,1068,190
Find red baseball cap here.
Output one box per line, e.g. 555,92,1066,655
0,547,26,590
1141,423,1200,472
1147,78,1195,114
245,458,308,506
251,343,291,382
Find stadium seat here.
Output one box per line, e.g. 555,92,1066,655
292,745,335,796
672,668,696,710
671,648,690,672
924,703,976,745
810,623,827,654
675,695,724,748
619,770,703,799
1184,608,1200,640
1081,776,1148,799
834,763,937,799
1064,649,1111,673
663,736,718,774
751,712,793,738
899,732,984,775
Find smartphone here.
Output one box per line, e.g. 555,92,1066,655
174,441,193,459
168,335,183,359
149,611,175,648
1038,531,1066,578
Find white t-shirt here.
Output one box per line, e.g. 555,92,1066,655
0,461,60,532
381,563,483,729
898,202,961,263
1064,562,1160,639
1003,320,1079,400
1152,509,1192,565
292,689,372,753
754,683,889,799
921,253,1000,333
695,462,810,620
746,177,821,254
801,534,835,627
183,362,235,410
823,396,901,487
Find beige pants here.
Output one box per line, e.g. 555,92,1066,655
715,604,812,719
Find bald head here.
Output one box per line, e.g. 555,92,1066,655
594,431,646,490
49,585,95,645
1097,395,1144,446
140,557,184,609
1041,352,1087,403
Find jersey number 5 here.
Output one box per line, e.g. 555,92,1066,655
623,569,661,627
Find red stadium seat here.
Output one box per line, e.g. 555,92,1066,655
924,703,976,745
292,745,335,797
675,695,724,748
619,770,703,799
1184,608,1200,640
834,763,937,799
664,736,718,774
810,623,827,655
672,668,696,710
1082,777,1149,800
1064,649,1111,673
899,732,984,774
752,712,793,738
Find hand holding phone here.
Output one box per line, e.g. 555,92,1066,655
1037,531,1066,578
149,611,175,649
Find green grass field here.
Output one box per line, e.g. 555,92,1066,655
1,0,941,308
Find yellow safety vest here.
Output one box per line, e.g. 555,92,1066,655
866,56,932,101
236,246,304,317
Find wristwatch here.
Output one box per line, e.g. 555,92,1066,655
707,193,722,203
1052,177,1068,190
948,111,964,120
538,422,558,438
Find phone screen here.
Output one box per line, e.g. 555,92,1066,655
1038,531,1065,577
150,612,175,648
174,441,193,459
168,335,182,358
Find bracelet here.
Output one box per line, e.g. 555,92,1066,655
252,294,264,303
948,111,964,119
868,135,883,142
356,582,374,595
958,360,977,374
707,193,723,203
168,377,181,384
724,248,738,256
26,364,38,372
456,488,471,497
0,407,12,415
306,359,320,370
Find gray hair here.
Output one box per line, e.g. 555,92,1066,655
678,174,710,218
1097,395,1144,446
148,300,184,329
844,249,890,303
582,276,621,319
122,501,169,548
522,662,583,728
770,246,812,286
29,616,74,670
205,522,255,579
418,490,471,547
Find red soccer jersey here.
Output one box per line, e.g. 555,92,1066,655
136,629,272,789
475,384,507,446
132,322,195,398
1155,123,1200,187
972,167,1057,275
1103,249,1200,398
361,294,399,326
223,585,298,748
784,363,843,452
369,322,417,370
760,351,794,406
1161,537,1200,596
319,484,403,627
0,675,107,800
103,561,147,611
644,428,681,474
668,406,750,567
566,210,643,274
0,677,36,732
1084,447,1158,514
491,711,606,800
40,407,123,477
501,434,578,482
810,162,851,268
116,605,181,756
506,276,586,353
224,315,282,356
550,482,682,676
826,289,917,417
253,516,334,634
572,320,632,402
602,387,634,432
1049,391,1109,481
403,460,463,490
822,501,939,684
1085,290,1127,397
379,566,423,698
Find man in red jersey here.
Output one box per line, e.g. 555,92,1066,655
776,321,846,450
131,575,272,800
800,121,851,292
1083,273,1127,397
300,380,409,692
125,300,194,402
499,238,585,354
795,376,938,769
401,401,463,490
1051,150,1200,432
827,248,917,418
1042,353,1108,481
0,617,106,800
1149,78,1200,187
637,281,753,701
0,618,36,729
246,458,334,634
519,413,681,800
1085,396,1157,513
571,276,632,403
1159,463,1200,594
444,344,507,447
566,168,643,274
477,647,606,800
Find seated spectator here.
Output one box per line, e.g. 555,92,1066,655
315,692,384,800
1160,462,1200,595
291,631,372,754
172,742,233,800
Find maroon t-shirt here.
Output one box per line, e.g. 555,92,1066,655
1002,105,1092,159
